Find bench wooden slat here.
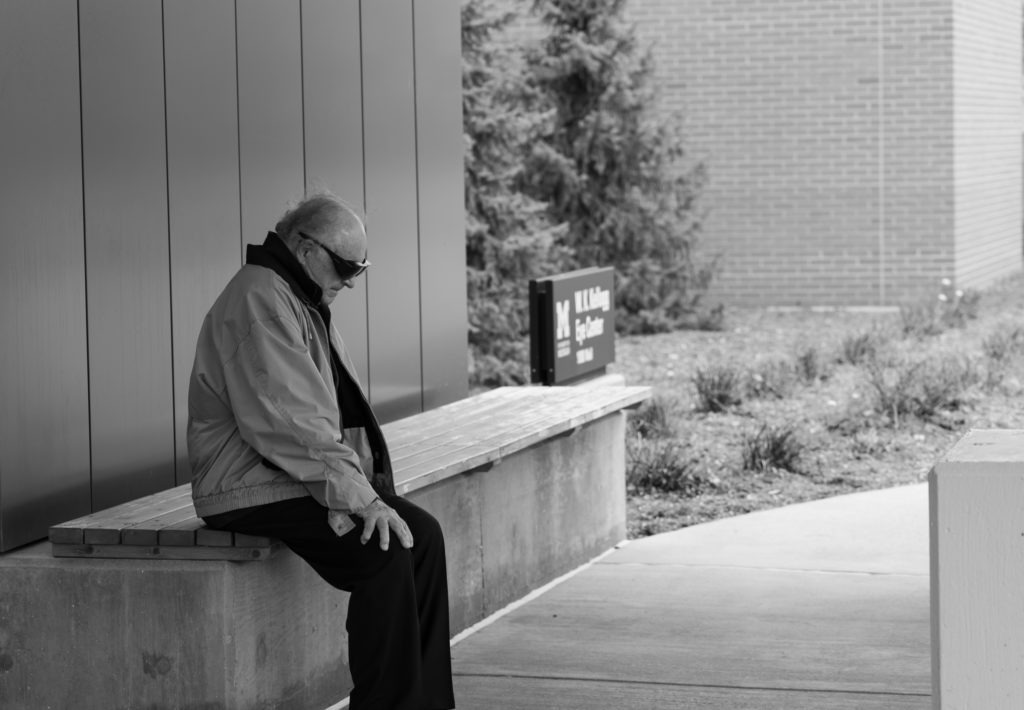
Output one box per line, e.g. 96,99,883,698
384,394,522,456
50,542,280,561
120,503,197,546
386,385,569,436
66,487,193,545
158,516,207,547
382,386,521,434
392,393,570,457
195,526,235,547
233,532,276,548
387,396,539,461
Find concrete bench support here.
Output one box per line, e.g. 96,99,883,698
1,543,348,710
417,408,628,634
0,386,646,710
930,428,1024,709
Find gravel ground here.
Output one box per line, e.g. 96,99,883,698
609,273,1024,538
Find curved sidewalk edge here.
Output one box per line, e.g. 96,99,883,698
451,484,931,710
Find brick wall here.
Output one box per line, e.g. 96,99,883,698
952,0,1023,289
492,0,1022,306
626,0,959,306
877,0,957,304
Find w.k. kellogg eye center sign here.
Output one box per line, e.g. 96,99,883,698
530,267,616,385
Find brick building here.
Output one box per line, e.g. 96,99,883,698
633,0,1024,306
507,0,1023,306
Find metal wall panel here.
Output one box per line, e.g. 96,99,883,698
0,0,91,551
413,0,469,409
165,0,243,484
303,0,370,383
0,0,466,551
237,0,305,247
361,0,423,422
80,0,175,510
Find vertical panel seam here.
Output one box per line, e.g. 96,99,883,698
161,0,177,484
411,0,425,413
358,0,372,397
77,0,95,511
300,0,308,195
235,0,244,260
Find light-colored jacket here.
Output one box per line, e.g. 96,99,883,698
187,238,390,529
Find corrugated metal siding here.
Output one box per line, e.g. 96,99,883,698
0,0,467,551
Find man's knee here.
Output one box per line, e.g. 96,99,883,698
389,497,443,541
416,515,448,563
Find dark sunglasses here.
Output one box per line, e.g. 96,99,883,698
298,231,370,280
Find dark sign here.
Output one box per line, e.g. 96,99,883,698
530,267,615,385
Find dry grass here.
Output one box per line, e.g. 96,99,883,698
611,272,1024,538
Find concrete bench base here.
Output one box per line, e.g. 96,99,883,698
0,409,628,710
1,542,349,710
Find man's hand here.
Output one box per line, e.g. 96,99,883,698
356,498,414,551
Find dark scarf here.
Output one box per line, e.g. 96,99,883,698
246,232,328,319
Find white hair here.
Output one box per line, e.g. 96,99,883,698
275,192,365,249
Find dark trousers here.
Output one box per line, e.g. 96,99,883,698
204,494,455,710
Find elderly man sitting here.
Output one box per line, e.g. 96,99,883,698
187,193,455,710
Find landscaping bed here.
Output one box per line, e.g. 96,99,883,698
611,274,1024,538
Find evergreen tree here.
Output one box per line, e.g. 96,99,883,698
463,0,569,385
522,0,717,333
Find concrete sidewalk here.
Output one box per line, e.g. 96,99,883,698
450,484,931,709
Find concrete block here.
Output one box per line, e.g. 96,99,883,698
930,429,1024,709
478,413,626,614
408,472,484,635
0,542,350,710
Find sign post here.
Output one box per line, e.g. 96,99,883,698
529,267,616,385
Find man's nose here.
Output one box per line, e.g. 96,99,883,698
341,279,355,289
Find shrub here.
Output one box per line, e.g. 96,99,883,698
861,352,977,427
745,358,796,400
980,325,1024,391
626,437,710,494
824,396,883,436
915,358,979,424
628,397,674,439
746,348,828,399
794,345,829,384
741,423,804,474
695,304,727,332
899,303,943,338
839,331,883,365
848,427,891,458
938,283,981,329
982,325,1024,363
693,364,744,412
900,278,981,338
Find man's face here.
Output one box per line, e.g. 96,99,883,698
297,224,369,305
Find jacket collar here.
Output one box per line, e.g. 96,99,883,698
246,232,326,313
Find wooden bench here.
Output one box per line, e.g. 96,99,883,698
14,384,647,710
49,385,649,561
